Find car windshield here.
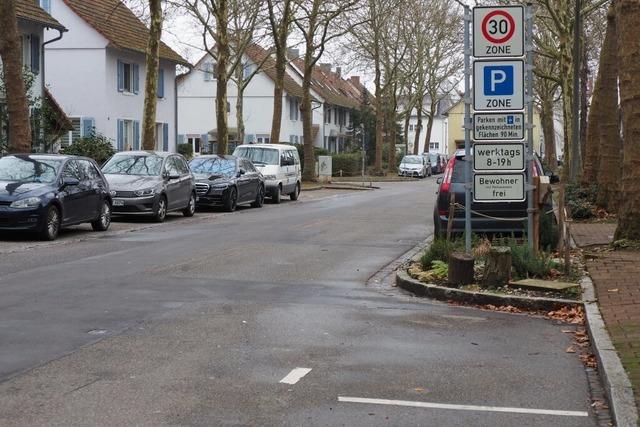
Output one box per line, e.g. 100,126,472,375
233,147,279,165
0,155,63,183
102,154,164,176
402,156,422,164
189,157,236,177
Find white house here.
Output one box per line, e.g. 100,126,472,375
43,0,188,152
401,96,455,157
0,1,69,150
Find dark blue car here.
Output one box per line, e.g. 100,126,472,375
0,154,112,240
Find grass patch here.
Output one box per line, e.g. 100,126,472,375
494,238,559,279
420,238,464,270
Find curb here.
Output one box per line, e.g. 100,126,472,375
396,270,582,311
322,184,378,191
581,275,639,427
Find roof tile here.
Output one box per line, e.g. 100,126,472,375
15,0,66,30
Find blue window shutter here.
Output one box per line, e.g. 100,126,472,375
157,68,165,98
41,0,51,13
133,64,139,94
117,60,124,92
30,35,40,74
82,117,95,137
163,123,169,151
201,133,208,150
133,120,140,150
117,119,124,151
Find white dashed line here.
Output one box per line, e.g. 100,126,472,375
279,368,312,385
338,397,589,417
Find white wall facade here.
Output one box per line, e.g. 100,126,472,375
44,0,178,152
405,112,449,156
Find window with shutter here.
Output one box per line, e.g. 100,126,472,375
133,120,140,150
30,35,40,74
157,68,165,98
81,117,95,138
162,123,169,151
133,64,139,94
117,119,124,151
118,60,139,94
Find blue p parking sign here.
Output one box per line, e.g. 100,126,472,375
483,66,513,96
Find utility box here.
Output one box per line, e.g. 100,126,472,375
318,156,332,183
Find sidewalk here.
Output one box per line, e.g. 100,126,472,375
572,222,640,411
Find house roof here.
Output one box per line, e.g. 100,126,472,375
291,58,361,109
243,43,306,99
44,88,73,135
16,0,66,31
62,0,188,65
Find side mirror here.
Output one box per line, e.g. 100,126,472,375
436,177,443,184
62,177,80,187
237,168,246,177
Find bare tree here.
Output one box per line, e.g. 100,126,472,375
0,0,32,153
293,0,360,181
141,0,163,150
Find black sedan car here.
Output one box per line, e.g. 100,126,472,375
102,151,196,222
189,155,265,212
0,154,112,240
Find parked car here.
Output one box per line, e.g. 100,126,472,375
102,151,196,222
0,154,112,240
189,155,265,212
398,155,429,178
427,153,444,174
433,149,542,237
233,144,301,203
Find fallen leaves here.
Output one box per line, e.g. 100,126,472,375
546,306,585,324
565,346,576,353
580,353,598,368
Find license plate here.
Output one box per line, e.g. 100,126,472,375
112,199,124,206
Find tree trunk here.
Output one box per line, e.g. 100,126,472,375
615,0,640,240
423,100,436,153
388,108,396,170
301,57,315,182
0,0,32,153
403,110,410,155
482,246,511,287
141,0,162,151
541,97,558,172
559,37,575,182
270,50,286,144
373,63,384,174
215,1,230,155
595,5,622,211
235,66,245,146
583,62,602,183
448,252,474,286
413,107,422,155
579,33,589,168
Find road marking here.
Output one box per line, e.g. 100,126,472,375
279,368,312,385
338,397,589,417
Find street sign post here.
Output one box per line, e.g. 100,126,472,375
472,112,524,140
473,173,525,202
473,59,524,111
473,6,524,58
473,142,525,172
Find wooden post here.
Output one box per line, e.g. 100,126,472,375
446,192,455,241
532,176,540,253
557,184,565,251
448,252,474,285
482,246,512,287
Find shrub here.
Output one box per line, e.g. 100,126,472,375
332,152,362,176
565,183,597,219
421,237,464,270
293,144,329,173
61,131,116,165
177,143,194,159
539,209,559,251
495,238,558,279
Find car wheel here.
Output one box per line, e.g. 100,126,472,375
183,192,196,217
251,185,265,208
39,205,60,241
91,200,111,231
154,195,167,222
289,182,300,201
272,185,281,204
224,187,238,212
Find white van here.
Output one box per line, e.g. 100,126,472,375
233,144,301,203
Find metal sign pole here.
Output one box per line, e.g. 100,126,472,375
464,5,472,254
525,4,534,249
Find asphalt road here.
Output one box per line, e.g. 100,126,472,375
0,180,598,426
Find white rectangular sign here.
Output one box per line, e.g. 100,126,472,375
473,60,524,111
473,173,525,202
473,142,525,171
473,113,524,140
473,6,525,58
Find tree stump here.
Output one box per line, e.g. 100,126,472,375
482,246,512,287
448,252,474,285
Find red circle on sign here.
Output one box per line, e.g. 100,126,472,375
481,10,515,44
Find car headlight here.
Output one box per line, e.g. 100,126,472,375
263,175,277,180
211,184,228,189
134,188,156,197
110,190,117,197
10,197,41,209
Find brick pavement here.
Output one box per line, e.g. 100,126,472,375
577,223,640,410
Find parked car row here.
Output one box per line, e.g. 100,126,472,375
0,144,302,241
398,153,448,178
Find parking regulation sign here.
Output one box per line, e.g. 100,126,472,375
473,142,525,172
473,6,524,57
473,59,524,111
473,173,525,202
473,113,525,140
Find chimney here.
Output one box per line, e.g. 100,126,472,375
350,76,361,86
320,63,332,73
287,48,299,59
336,67,342,77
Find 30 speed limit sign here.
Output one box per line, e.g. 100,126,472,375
473,6,524,58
